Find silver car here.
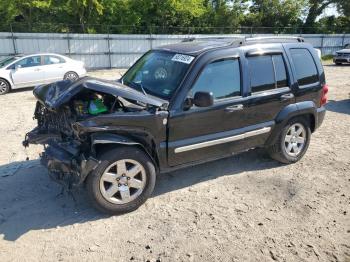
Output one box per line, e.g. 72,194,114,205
333,44,350,65
0,53,87,95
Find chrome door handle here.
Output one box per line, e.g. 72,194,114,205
225,104,244,112
280,93,294,101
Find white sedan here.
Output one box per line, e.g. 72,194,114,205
0,53,87,95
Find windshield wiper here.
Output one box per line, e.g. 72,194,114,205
138,82,148,97
126,81,148,97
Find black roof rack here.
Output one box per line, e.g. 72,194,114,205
165,36,305,55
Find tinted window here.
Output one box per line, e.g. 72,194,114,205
272,55,288,88
44,56,65,65
191,59,241,100
290,49,318,86
248,55,275,92
16,56,42,68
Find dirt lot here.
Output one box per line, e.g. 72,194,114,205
0,65,349,262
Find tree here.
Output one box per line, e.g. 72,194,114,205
245,0,305,33
65,0,104,32
302,0,349,31
0,0,51,31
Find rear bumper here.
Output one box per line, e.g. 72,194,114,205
315,106,326,130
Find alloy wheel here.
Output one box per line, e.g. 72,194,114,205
65,72,78,81
0,80,8,94
284,123,306,157
99,159,146,204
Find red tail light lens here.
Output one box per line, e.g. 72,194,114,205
320,84,328,106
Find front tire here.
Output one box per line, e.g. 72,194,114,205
0,79,10,95
86,146,156,215
267,117,311,164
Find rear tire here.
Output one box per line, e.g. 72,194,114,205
0,79,10,95
86,146,156,215
267,117,311,164
64,71,79,81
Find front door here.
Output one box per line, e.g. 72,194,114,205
167,57,252,166
11,56,45,87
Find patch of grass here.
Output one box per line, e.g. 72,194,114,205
322,54,334,61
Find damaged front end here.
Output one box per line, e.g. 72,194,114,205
23,77,167,187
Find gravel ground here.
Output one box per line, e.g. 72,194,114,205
0,65,349,262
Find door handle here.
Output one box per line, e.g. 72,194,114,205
225,104,244,112
34,68,41,71
280,93,294,101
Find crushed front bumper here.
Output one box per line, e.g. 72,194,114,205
23,129,99,186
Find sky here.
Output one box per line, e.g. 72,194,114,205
322,4,339,18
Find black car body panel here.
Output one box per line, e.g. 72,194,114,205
24,37,327,185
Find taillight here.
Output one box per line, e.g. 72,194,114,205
320,84,328,106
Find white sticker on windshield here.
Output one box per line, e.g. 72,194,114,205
171,54,194,64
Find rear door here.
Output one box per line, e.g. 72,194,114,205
240,46,296,146
42,55,67,83
10,56,45,87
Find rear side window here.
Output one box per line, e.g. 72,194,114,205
248,54,288,93
44,56,65,65
290,49,318,86
191,58,241,100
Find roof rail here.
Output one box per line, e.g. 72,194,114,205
182,36,244,42
245,36,305,43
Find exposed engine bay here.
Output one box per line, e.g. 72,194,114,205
33,87,145,138
23,77,168,187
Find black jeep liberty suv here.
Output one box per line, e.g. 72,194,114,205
23,37,327,214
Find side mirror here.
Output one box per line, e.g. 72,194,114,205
15,64,22,70
183,97,193,111
193,91,214,107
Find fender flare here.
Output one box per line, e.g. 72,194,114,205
90,133,158,168
265,101,317,146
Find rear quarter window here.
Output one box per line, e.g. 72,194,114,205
290,49,319,86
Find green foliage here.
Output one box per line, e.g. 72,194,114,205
0,0,348,34
321,54,334,61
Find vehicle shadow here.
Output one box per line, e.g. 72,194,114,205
326,99,350,115
9,86,34,93
0,149,280,241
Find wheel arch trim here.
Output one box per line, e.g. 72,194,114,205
266,102,318,146
91,133,158,169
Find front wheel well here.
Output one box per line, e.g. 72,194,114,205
0,78,11,89
93,143,159,171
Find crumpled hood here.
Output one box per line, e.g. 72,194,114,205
336,49,350,54
33,77,168,110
